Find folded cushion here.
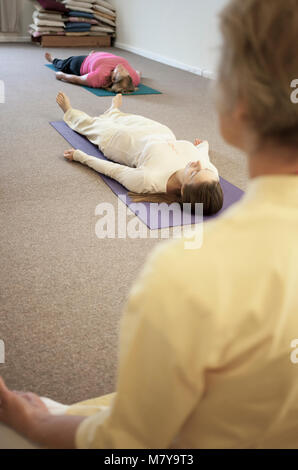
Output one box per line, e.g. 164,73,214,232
33,10,63,21
30,30,66,37
93,4,116,17
30,23,64,32
33,17,65,27
67,10,94,18
67,17,98,23
65,31,90,36
65,28,91,31
33,5,64,15
64,4,94,13
62,0,93,8
93,0,116,12
94,11,115,21
90,24,113,33
36,0,68,13
88,31,108,36
65,22,91,29
93,13,115,27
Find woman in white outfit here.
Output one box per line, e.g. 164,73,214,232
56,92,224,215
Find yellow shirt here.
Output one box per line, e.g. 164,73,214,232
73,175,298,449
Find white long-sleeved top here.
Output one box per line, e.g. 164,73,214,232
64,107,219,193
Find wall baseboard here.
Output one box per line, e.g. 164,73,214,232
0,35,31,43
114,41,215,80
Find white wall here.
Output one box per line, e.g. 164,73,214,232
0,0,228,76
20,0,35,36
0,0,35,42
111,0,228,78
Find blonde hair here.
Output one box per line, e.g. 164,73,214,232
217,0,298,145
109,76,135,94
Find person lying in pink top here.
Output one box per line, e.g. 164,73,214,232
45,51,141,94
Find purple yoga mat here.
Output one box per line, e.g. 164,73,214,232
50,121,244,229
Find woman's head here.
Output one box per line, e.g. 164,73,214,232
182,160,219,187
216,0,298,150
109,64,135,94
129,161,223,215
181,161,223,215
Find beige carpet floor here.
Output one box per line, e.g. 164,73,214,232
0,44,248,404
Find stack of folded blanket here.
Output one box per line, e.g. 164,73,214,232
29,1,68,37
63,0,116,36
29,0,116,39
91,0,116,33
64,6,94,35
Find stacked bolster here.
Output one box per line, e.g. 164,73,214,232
29,0,116,41
91,0,116,35
29,1,67,38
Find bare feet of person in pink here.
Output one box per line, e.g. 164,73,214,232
45,52,53,63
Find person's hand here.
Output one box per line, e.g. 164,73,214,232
56,72,65,81
194,138,203,146
64,148,75,161
0,376,49,440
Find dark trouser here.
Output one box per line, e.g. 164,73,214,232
52,55,87,75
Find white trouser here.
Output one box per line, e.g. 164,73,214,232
63,107,176,167
0,397,69,449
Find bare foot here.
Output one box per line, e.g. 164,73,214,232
64,148,75,161
104,93,123,114
45,52,53,63
56,92,71,113
112,93,122,109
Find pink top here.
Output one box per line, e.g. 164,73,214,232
80,52,141,89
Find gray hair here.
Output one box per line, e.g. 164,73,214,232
216,0,298,145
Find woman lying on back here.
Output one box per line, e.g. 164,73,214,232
56,92,224,215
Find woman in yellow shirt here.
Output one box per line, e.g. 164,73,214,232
1,0,298,449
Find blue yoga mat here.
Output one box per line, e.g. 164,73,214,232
50,121,244,230
45,64,162,96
